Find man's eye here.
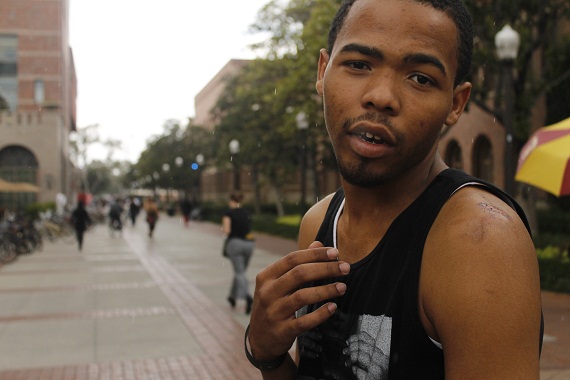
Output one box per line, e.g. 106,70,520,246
347,61,369,70
411,74,433,86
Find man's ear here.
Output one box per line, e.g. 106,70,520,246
315,48,330,96
445,82,472,126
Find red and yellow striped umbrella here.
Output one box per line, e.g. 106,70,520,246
516,117,570,197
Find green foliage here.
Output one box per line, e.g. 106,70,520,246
277,214,302,226
125,0,569,220
86,162,113,195
538,257,570,293
536,208,570,235
25,202,55,219
198,199,301,240
537,246,569,263
544,34,570,125
252,214,300,240
532,207,570,254
466,0,570,142
133,121,213,192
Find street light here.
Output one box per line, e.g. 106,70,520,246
495,24,520,196
296,112,309,209
229,139,240,191
195,154,205,203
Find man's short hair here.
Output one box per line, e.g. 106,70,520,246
327,0,473,87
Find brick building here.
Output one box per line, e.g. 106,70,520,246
0,0,76,211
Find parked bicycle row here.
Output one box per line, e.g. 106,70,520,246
0,209,86,264
0,213,43,263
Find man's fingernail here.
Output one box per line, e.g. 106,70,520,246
327,248,339,259
327,303,337,313
336,282,347,295
339,262,350,274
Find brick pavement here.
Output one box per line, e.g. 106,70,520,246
0,215,567,379
0,217,264,380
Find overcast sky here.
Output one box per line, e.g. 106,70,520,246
69,0,270,163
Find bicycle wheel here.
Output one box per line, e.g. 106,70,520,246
0,241,17,263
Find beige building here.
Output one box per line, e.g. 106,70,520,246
194,59,250,130
0,0,76,210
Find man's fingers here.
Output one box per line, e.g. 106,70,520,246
293,301,339,334
257,243,340,281
308,241,324,249
279,260,349,289
281,282,347,315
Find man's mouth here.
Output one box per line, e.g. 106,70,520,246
358,131,386,145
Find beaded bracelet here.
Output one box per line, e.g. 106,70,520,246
244,324,287,371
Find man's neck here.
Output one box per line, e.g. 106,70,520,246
340,158,448,226
335,159,448,263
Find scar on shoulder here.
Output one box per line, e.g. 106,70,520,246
478,203,512,220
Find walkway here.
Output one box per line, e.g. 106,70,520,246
0,214,566,379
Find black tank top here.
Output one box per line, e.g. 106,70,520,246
296,169,538,380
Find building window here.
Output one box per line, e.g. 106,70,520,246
34,79,45,105
445,140,463,170
0,146,38,210
0,34,18,111
473,135,494,182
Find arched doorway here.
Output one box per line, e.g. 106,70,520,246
473,136,494,183
444,140,463,170
0,145,39,211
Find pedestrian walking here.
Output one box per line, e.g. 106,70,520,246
71,200,91,251
129,196,141,226
144,197,159,238
222,191,254,314
180,197,193,228
108,199,123,236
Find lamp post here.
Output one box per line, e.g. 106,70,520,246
195,154,205,202
229,139,241,191
296,111,309,210
174,156,185,200
162,163,171,205
495,24,520,196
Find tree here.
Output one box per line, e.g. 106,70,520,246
466,0,570,141
247,0,342,205
133,120,213,197
69,124,100,193
213,59,301,216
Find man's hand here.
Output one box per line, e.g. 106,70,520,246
248,241,350,363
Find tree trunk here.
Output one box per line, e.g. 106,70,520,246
252,164,261,215
273,182,285,218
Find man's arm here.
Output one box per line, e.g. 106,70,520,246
421,187,542,379
247,196,349,379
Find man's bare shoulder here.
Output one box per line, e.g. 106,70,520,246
297,193,336,250
425,184,536,277
434,185,529,241
421,185,542,378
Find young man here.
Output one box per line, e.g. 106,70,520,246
246,0,543,378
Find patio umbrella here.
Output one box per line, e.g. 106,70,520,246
0,178,39,193
11,181,40,192
515,116,570,197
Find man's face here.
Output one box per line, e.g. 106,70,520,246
316,0,471,187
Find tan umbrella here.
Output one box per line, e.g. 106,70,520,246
0,178,19,192
11,181,40,192
0,178,39,193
